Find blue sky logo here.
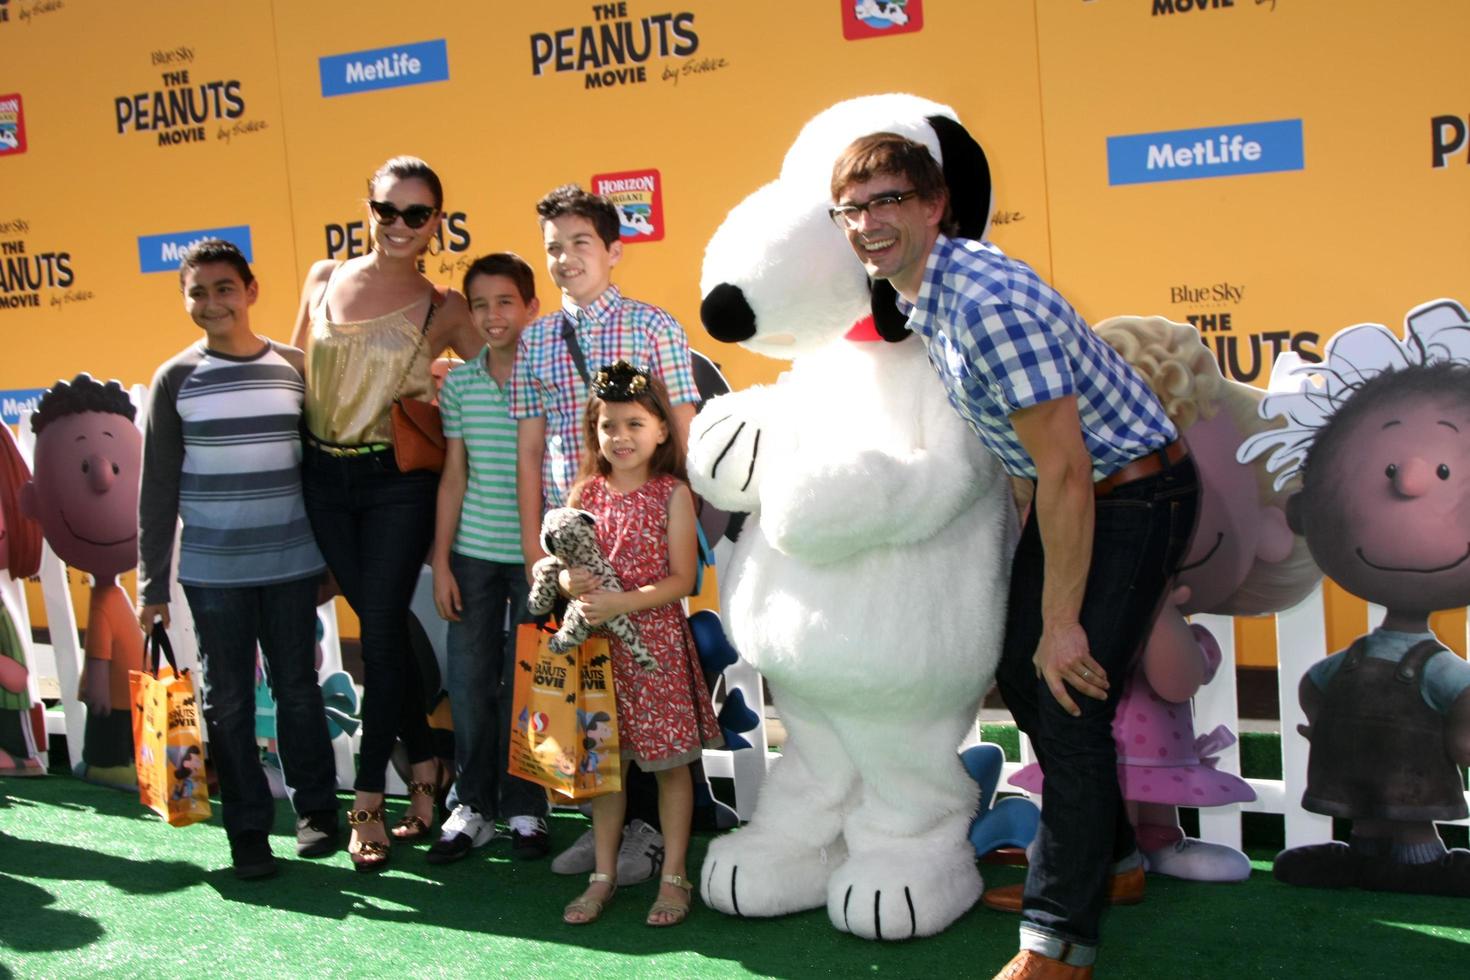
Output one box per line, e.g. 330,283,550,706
137,226,253,274
1107,120,1304,185
320,39,449,97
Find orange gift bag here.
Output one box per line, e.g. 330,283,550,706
129,624,211,827
508,623,621,800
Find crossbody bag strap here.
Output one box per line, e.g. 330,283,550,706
561,312,592,386
391,286,444,401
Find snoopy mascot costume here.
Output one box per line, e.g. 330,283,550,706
690,94,1018,940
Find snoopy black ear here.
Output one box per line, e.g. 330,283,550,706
870,279,913,342
927,114,992,241
578,510,596,527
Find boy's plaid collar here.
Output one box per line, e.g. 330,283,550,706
560,284,623,326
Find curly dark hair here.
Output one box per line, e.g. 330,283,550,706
30,374,135,434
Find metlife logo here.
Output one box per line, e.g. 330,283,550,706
1107,120,1304,186
319,39,449,98
137,225,253,274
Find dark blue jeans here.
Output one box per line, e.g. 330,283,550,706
184,576,338,838
995,454,1199,954
302,446,438,794
443,553,547,821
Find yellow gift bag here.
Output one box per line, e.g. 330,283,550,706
508,623,621,800
129,624,211,827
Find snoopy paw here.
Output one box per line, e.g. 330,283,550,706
700,831,839,918
688,410,766,512
826,850,982,940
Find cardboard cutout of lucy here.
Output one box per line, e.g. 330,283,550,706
21,374,145,789
0,422,46,776
1241,299,1470,897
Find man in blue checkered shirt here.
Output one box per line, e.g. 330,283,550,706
831,134,1200,980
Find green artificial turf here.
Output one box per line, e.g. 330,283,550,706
2,774,1467,979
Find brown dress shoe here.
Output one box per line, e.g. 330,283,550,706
993,950,1094,979
982,865,1146,913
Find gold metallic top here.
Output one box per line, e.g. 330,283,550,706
304,299,434,446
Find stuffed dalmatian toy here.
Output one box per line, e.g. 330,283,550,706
690,94,1018,940
526,507,655,672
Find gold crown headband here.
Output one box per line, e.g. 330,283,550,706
590,360,651,401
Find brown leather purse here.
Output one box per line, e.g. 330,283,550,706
390,289,447,473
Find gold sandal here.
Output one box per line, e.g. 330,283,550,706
646,873,693,927
347,807,390,873
563,872,617,925
390,780,437,842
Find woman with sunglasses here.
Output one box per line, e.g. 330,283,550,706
291,155,473,872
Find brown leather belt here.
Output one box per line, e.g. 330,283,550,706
1094,439,1188,497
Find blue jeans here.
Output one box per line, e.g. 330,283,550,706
443,553,547,821
995,453,1199,957
184,576,338,838
302,445,438,793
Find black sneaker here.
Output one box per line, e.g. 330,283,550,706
508,815,551,860
295,810,341,858
230,832,278,880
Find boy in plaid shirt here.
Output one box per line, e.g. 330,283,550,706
510,184,698,566
510,184,699,883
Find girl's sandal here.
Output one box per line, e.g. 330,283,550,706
563,872,617,925
646,873,693,927
347,807,390,874
390,780,437,842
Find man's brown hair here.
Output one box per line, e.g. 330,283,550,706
830,132,956,235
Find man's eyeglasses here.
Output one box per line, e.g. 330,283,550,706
828,191,919,230
368,200,438,229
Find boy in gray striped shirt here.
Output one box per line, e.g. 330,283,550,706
138,240,339,879
429,253,551,863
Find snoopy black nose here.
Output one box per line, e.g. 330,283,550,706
701,283,757,344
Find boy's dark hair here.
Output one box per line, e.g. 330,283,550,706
1298,361,1470,527
369,155,444,210
536,184,621,247
31,373,136,434
463,252,536,304
177,238,254,289
830,132,957,236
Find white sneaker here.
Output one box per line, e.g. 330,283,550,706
549,818,666,883
551,828,597,875
426,805,497,865
617,819,665,885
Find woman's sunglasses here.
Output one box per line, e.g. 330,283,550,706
368,200,438,229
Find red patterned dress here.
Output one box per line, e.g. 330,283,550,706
578,474,722,770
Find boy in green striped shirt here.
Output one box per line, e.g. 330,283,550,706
429,253,551,863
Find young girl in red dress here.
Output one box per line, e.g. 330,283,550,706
559,360,722,928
